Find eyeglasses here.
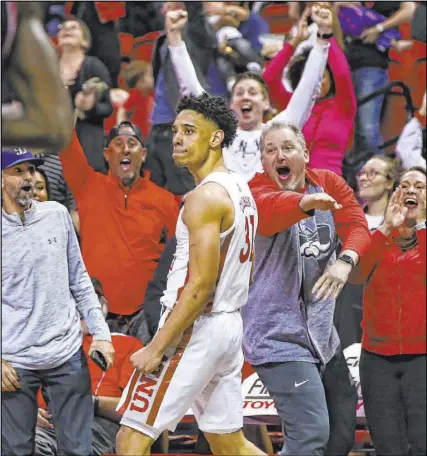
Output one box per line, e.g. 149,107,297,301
357,170,389,180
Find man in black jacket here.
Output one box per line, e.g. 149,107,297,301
146,1,217,196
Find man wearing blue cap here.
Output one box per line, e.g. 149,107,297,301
1,148,114,456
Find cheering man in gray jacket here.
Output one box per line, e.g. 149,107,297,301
1,148,114,456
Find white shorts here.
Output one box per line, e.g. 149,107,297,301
118,309,244,440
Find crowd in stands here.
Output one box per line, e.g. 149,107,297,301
2,1,426,455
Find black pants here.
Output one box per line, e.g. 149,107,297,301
146,123,196,196
360,349,426,456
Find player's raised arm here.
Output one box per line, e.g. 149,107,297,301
2,2,73,150
167,10,206,97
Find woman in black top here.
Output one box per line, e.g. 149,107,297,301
58,17,113,173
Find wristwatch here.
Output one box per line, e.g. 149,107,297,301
338,254,355,268
317,32,334,40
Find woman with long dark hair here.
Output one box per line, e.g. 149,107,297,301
263,2,355,176
32,168,51,203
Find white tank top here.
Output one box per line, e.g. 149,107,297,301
160,171,258,313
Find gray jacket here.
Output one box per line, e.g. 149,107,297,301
242,182,341,367
2,201,110,370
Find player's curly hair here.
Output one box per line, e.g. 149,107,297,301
176,92,238,148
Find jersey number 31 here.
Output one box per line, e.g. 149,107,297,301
239,215,255,264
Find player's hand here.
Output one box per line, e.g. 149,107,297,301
312,260,352,301
312,2,333,35
130,345,164,375
299,193,342,212
88,340,115,370
37,408,54,429
1,360,20,392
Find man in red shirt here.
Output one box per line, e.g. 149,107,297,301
60,121,178,342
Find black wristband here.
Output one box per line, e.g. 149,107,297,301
93,395,100,415
317,32,333,40
338,254,355,268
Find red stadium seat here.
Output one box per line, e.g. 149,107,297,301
260,3,294,35
133,31,162,63
118,32,134,60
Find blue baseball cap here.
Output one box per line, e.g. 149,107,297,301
1,148,44,170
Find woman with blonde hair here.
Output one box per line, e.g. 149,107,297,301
358,155,401,230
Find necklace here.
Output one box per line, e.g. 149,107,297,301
396,232,418,252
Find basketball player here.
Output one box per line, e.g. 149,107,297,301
116,92,265,455
1,1,73,150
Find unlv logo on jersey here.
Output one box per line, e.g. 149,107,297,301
298,220,332,259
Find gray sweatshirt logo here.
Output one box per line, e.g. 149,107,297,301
298,220,332,259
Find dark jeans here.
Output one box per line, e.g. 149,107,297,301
360,349,426,456
343,67,388,188
145,123,196,196
1,348,93,456
323,350,358,456
35,417,120,456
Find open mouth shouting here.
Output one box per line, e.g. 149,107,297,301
240,102,253,118
120,158,131,172
277,165,292,181
404,196,418,210
20,184,34,193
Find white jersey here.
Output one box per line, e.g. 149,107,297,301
160,171,258,313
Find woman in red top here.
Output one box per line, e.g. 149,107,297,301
350,167,426,456
263,4,356,176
